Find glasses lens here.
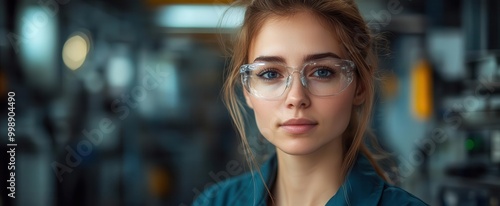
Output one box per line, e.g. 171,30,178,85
303,59,353,96
245,62,288,98
241,59,354,98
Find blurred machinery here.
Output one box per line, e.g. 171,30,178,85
432,0,500,205
1,0,499,206
2,0,236,205
436,55,500,205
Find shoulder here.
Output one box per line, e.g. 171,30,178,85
192,172,255,206
193,154,277,206
378,184,429,206
340,153,428,206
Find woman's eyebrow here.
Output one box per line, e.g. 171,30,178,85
253,56,286,63
304,52,342,62
253,52,341,63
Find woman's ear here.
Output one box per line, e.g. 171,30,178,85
244,90,254,109
353,81,366,105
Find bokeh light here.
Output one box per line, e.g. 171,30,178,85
62,32,90,70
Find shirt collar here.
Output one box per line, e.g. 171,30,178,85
325,153,384,206
251,152,384,206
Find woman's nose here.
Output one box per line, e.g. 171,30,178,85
284,73,311,109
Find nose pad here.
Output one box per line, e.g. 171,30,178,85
285,71,308,91
300,76,308,87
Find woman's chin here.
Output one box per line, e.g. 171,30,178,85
271,135,342,156
275,139,324,156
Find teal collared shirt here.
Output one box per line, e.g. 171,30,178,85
193,153,428,206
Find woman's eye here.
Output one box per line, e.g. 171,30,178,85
258,70,281,79
312,68,333,77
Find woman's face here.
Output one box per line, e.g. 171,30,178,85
244,11,365,155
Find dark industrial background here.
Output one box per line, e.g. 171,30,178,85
0,0,499,205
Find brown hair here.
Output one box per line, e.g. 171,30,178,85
221,0,389,195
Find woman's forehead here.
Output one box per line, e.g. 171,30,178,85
248,12,345,64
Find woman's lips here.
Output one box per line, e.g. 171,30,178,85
280,118,318,134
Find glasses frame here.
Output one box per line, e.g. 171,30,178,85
240,58,356,100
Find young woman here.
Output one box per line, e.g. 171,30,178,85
194,0,428,205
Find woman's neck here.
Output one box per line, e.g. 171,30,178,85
271,138,344,206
